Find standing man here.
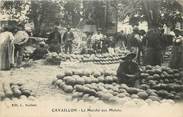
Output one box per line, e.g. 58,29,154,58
137,29,146,65
115,30,127,50
63,26,74,54
117,53,140,87
13,24,29,68
47,26,62,53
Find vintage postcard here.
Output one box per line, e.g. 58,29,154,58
0,0,183,117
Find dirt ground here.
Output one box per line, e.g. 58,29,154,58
0,60,119,100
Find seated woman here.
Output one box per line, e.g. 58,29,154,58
117,53,140,87
31,41,48,60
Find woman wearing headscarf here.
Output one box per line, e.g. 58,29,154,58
0,27,15,70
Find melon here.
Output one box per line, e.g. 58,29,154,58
147,75,153,80
118,88,127,93
146,65,152,70
139,84,150,90
111,91,119,96
98,76,105,82
12,88,22,97
3,83,13,97
21,89,31,97
117,93,126,98
63,85,73,93
153,74,160,79
131,94,139,99
157,90,170,98
58,81,65,89
120,84,129,90
112,76,118,82
101,92,113,100
56,72,65,79
64,76,76,85
137,91,148,99
76,77,85,85
108,96,120,104
93,71,101,78
126,87,139,94
105,76,113,83
52,78,58,85
82,69,91,77
64,70,73,76
82,94,90,101
148,96,160,101
74,85,83,92
73,69,83,76
19,95,27,100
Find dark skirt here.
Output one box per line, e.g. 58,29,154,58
144,48,163,66
169,46,183,69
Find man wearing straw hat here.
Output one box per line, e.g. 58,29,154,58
13,24,29,68
63,26,74,54
47,26,62,53
117,53,140,87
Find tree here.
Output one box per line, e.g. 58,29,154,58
128,0,183,29
27,0,63,36
62,0,82,27
0,1,30,22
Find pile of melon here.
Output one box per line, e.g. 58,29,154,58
52,68,178,104
0,82,36,101
139,65,183,100
46,52,128,65
46,52,63,65
81,53,125,64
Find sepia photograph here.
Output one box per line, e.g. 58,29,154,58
0,0,183,117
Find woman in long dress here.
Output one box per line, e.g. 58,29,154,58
0,29,14,70
169,29,183,69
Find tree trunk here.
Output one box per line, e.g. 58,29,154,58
142,0,161,29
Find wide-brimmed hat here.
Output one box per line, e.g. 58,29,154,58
121,53,136,60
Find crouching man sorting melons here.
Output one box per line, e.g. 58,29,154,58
117,53,140,87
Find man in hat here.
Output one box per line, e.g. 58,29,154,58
63,26,74,54
47,26,62,53
117,53,140,87
13,24,29,68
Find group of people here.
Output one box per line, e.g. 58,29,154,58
84,29,115,54
47,26,74,54
116,27,183,87
0,25,30,70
